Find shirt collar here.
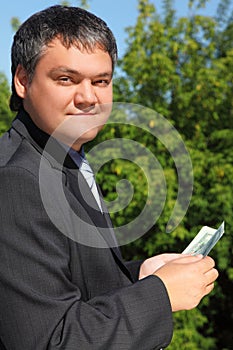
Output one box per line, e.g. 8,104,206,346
67,146,85,168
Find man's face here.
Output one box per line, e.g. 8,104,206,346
16,38,113,150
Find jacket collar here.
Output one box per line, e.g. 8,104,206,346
11,109,133,278
12,108,78,169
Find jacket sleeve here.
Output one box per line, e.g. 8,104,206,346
125,260,144,281
0,166,173,350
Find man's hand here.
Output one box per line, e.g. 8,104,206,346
139,253,182,280
153,255,219,312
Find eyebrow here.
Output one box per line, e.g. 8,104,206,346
49,66,113,78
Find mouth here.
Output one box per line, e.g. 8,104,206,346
75,112,97,116
66,112,98,118
67,107,99,115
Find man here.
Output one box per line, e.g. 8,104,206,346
0,5,218,350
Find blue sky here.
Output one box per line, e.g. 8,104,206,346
1,0,219,82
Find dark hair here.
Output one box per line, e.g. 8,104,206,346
10,5,118,111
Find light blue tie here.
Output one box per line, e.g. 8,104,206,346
79,157,103,212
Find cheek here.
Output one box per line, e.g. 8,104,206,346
24,86,71,133
98,86,113,104
31,81,72,106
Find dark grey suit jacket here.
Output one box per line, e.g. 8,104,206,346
0,109,173,349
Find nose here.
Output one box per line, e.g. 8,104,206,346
74,80,98,110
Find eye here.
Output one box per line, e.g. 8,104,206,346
58,76,73,85
93,79,111,87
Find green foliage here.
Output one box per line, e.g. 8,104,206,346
10,1,91,34
0,73,15,135
11,17,21,32
60,1,71,6
78,0,90,9
3,0,233,347
60,0,90,8
98,0,233,348
171,310,216,349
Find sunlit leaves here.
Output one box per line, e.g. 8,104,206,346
0,73,15,135
112,0,233,348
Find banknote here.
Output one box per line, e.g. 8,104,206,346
182,221,225,256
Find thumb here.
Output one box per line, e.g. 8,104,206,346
175,254,203,264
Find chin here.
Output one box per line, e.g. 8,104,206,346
72,128,101,150
81,128,100,143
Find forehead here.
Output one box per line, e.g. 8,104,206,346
46,35,107,54
36,38,113,73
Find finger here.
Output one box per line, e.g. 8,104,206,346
175,254,203,264
161,253,184,263
204,282,215,296
205,268,219,285
200,256,215,271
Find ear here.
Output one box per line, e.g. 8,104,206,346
14,65,29,98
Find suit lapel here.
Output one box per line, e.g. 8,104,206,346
61,167,134,281
66,168,123,256
12,109,134,282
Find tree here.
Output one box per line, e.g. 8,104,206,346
3,0,232,347
10,0,91,33
97,0,233,348
0,73,15,135
60,0,90,8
